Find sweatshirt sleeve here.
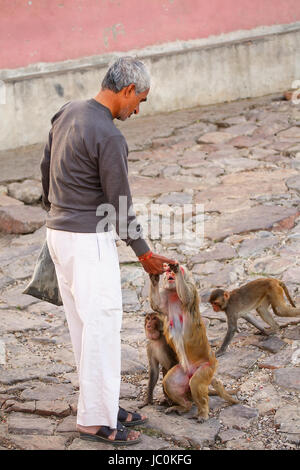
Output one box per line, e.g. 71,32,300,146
40,128,53,212
40,102,70,212
98,134,150,257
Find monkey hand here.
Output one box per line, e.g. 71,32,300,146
149,273,160,286
215,349,225,358
138,400,152,409
139,251,176,275
167,261,180,273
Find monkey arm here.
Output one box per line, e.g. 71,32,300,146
139,346,160,407
174,269,194,308
149,277,168,314
216,315,237,356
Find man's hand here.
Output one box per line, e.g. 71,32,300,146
138,251,176,275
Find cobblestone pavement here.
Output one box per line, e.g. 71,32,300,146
0,93,300,450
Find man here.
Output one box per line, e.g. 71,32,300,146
41,57,175,445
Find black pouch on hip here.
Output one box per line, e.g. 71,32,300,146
23,240,63,306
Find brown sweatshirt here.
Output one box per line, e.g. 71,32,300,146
40,99,149,257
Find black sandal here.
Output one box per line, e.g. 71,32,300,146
79,421,141,446
118,406,148,427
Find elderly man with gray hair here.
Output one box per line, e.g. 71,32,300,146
40,56,175,446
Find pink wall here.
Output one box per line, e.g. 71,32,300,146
1,0,300,70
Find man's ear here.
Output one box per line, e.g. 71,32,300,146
124,83,136,97
224,291,230,300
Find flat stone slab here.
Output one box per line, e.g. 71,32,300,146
122,400,220,448
275,405,300,434
122,289,141,312
273,367,300,391
120,382,140,399
68,433,179,450
0,205,46,234
251,384,282,415
121,344,147,374
1,287,40,309
238,235,279,258
21,383,74,401
0,143,43,184
190,243,236,264
258,348,294,370
67,437,119,450
250,255,296,276
257,336,287,354
198,131,235,144
35,400,71,417
129,175,199,198
0,339,6,365
217,349,262,379
204,205,298,241
197,170,297,204
278,126,300,140
284,325,300,340
0,194,23,207
286,175,300,194
219,404,259,429
226,438,265,450
155,192,193,205
56,414,77,433
4,434,68,450
195,264,241,289
218,428,246,443
0,309,49,334
8,412,55,436
4,401,36,414
0,364,74,385
1,253,37,280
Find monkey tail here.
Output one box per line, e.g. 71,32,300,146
210,378,239,404
279,281,296,308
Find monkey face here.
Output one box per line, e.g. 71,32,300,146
211,300,222,312
162,269,176,290
162,264,185,290
209,289,230,311
145,314,162,340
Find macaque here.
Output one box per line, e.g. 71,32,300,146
209,278,300,356
139,312,178,408
149,263,238,421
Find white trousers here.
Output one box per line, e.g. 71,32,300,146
46,228,123,427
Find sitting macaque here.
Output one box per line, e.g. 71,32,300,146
149,262,238,421
209,278,300,356
139,312,178,408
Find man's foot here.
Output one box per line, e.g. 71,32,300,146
118,407,148,426
77,424,140,442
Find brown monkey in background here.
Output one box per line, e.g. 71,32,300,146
209,278,300,356
149,263,238,421
139,312,178,408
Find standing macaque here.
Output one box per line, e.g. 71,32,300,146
149,263,238,421
139,312,178,408
209,278,300,357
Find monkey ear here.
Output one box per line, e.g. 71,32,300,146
224,291,230,300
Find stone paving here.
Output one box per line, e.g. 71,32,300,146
0,93,300,450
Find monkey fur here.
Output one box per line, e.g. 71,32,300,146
149,263,238,421
209,277,300,356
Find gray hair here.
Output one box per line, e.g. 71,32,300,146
101,56,150,95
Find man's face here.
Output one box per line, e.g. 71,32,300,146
117,86,149,121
